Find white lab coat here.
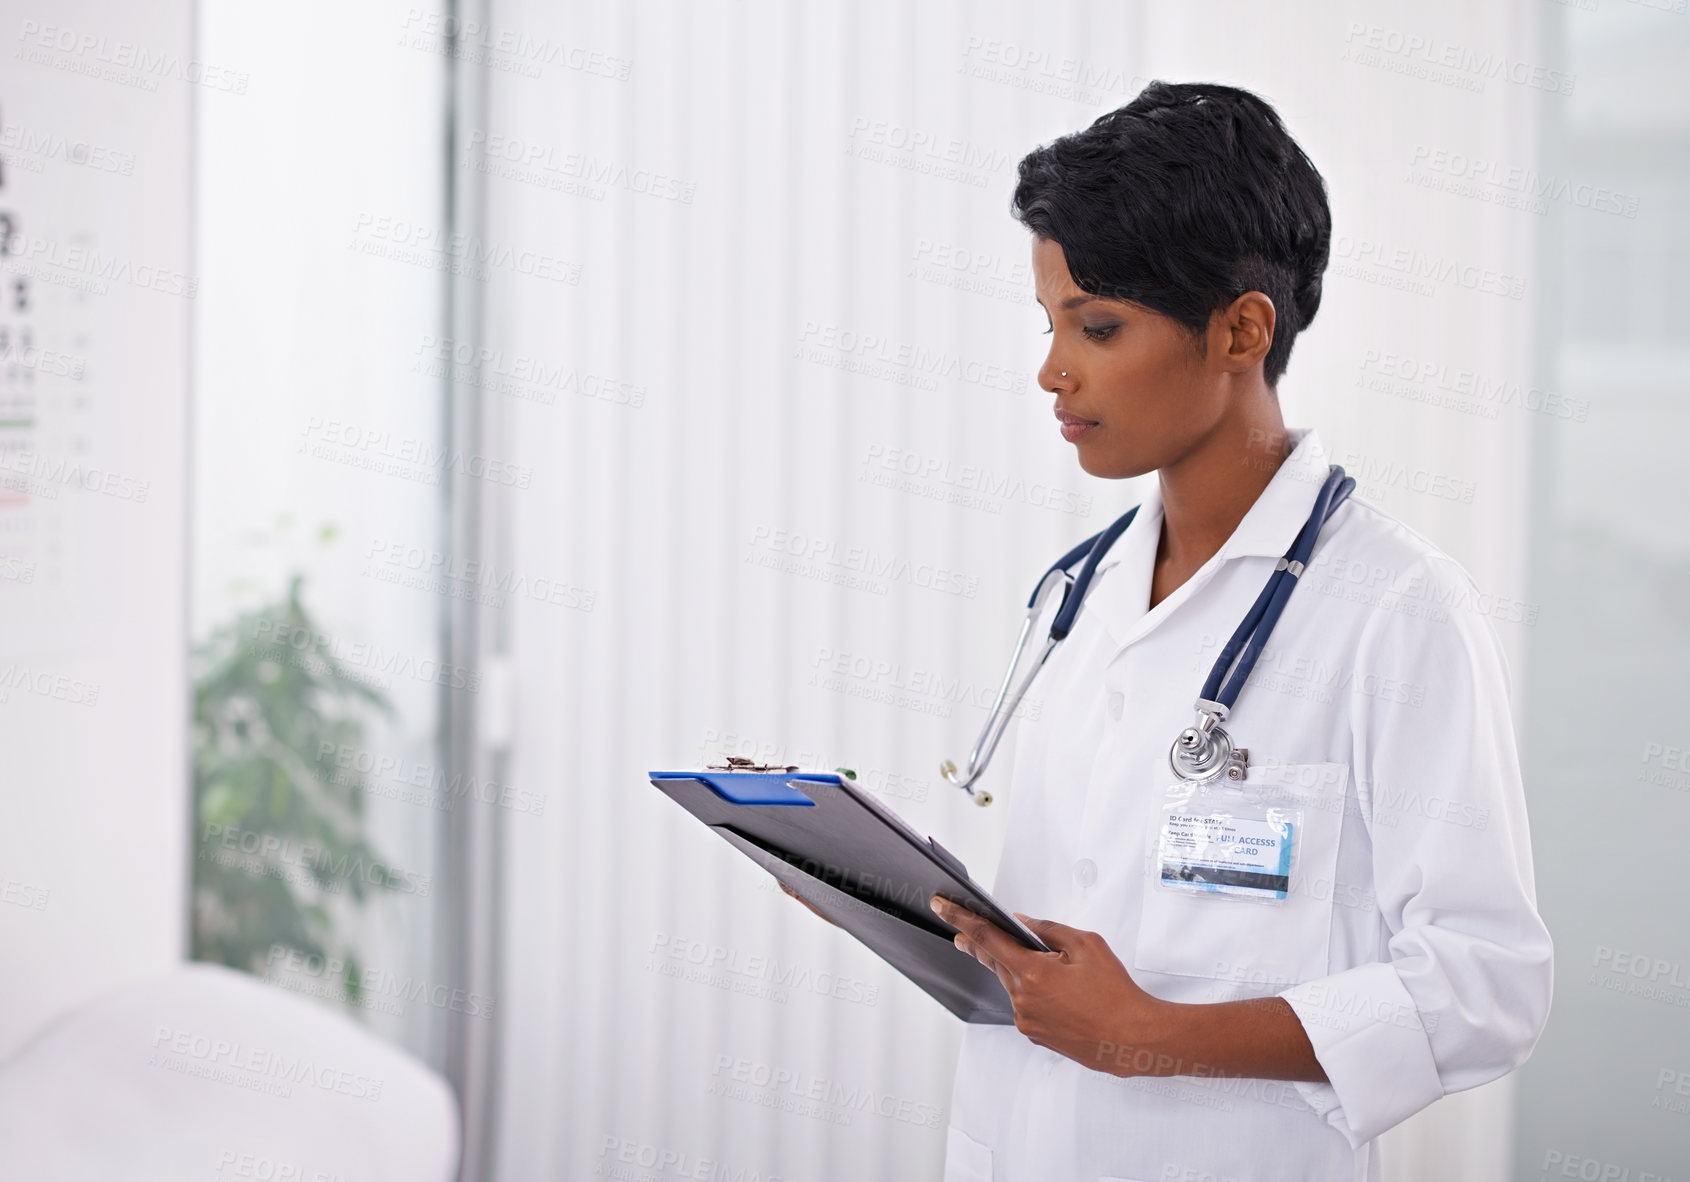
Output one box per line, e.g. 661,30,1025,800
942,426,1553,1182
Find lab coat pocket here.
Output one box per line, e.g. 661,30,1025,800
1133,762,1349,993
944,1126,993,1182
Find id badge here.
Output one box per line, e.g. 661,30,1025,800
1157,779,1301,905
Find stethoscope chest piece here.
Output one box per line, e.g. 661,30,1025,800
1169,701,1249,784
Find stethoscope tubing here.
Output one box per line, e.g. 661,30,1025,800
1201,468,1355,710
942,464,1354,800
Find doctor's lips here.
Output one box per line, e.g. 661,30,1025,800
1055,408,1100,443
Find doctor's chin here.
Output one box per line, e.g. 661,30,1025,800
3,4,1679,1182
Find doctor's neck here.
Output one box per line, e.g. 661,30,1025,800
1153,385,1290,577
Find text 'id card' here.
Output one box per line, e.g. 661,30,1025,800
1158,813,1294,901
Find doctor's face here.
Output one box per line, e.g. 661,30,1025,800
1033,236,1228,480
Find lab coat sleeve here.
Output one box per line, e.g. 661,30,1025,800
1278,552,1554,1147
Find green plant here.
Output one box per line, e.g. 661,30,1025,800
191,573,399,1005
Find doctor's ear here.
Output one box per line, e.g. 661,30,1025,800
1212,291,1277,373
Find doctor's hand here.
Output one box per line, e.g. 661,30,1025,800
929,896,1167,1076
928,896,1329,1083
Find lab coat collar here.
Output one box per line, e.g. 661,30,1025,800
1094,426,1330,572
1083,426,1332,653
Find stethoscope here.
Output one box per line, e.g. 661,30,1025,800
940,464,1355,805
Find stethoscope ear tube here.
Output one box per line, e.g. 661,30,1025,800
941,565,1075,801
942,508,1139,803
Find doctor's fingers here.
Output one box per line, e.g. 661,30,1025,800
935,902,1035,979
949,925,1020,994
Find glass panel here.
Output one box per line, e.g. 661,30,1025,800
1514,3,1690,1175
189,0,453,1064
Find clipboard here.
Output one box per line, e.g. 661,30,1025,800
648,767,1049,1024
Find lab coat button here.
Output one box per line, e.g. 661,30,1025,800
1107,692,1124,721
1073,858,1098,889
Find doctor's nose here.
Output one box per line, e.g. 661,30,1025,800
1039,358,1072,393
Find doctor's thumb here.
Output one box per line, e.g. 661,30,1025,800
1014,913,1087,952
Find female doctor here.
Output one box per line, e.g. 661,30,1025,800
921,83,1554,1181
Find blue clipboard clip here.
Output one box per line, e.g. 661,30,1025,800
662,756,863,806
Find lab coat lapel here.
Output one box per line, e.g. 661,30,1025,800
1086,502,1234,656
1071,491,1167,656
1075,427,1334,659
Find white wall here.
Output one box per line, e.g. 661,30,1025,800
473,2,1547,1180
0,0,195,1056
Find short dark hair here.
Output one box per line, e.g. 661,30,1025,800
1012,80,1331,386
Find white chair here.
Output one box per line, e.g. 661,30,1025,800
0,963,460,1181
